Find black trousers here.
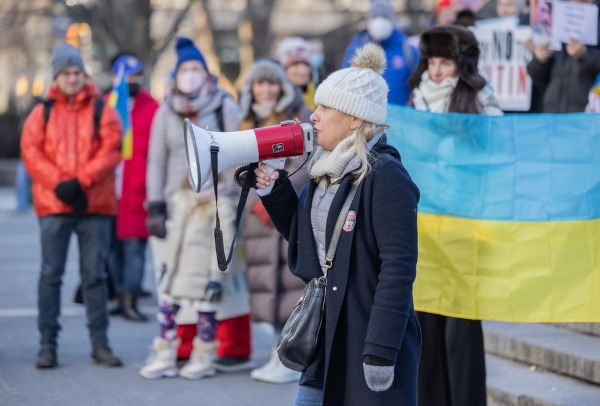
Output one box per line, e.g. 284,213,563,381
416,312,487,406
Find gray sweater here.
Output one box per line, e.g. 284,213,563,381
146,89,240,215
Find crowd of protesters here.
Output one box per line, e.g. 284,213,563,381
17,0,600,405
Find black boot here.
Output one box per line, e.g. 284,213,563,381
120,292,147,322
36,346,57,369
109,301,123,316
91,346,122,367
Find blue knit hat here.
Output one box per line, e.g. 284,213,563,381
176,37,207,70
111,54,142,75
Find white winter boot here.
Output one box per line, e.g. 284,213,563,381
139,337,180,379
250,348,301,384
179,337,218,380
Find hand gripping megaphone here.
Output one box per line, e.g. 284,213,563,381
183,118,314,272
184,118,314,192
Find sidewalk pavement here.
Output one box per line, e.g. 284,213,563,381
0,187,297,406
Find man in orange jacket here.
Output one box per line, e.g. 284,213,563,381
21,43,123,369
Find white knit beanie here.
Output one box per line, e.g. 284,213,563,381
276,36,311,69
314,43,388,125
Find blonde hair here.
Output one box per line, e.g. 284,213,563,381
309,121,390,185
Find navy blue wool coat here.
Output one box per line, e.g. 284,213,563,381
261,139,422,405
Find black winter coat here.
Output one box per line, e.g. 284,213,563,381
261,140,422,405
527,46,600,113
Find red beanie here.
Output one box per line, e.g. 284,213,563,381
436,0,453,14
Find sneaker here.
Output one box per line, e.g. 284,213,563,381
36,346,57,369
179,338,218,380
139,337,180,379
91,346,122,367
212,356,253,372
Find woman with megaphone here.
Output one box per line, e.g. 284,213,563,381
237,58,312,384
254,43,421,405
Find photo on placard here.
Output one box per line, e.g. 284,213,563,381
531,0,552,38
530,0,562,50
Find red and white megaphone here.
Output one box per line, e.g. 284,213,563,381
184,119,314,192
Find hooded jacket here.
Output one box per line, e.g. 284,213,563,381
21,82,122,217
261,139,421,405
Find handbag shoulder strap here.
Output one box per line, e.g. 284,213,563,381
324,183,359,273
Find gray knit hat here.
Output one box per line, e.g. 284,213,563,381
314,43,388,125
239,58,296,118
366,0,396,21
51,43,85,78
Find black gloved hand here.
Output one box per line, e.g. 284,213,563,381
204,280,223,303
55,178,88,214
71,194,89,215
363,355,395,392
55,178,85,205
146,201,167,238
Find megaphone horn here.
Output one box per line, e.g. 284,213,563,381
184,119,314,192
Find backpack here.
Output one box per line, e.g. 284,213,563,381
43,97,105,137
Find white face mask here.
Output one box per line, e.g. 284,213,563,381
176,70,205,94
367,17,394,42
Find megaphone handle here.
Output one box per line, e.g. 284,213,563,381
256,158,287,197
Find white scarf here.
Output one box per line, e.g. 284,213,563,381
251,101,276,120
310,132,358,180
412,71,458,113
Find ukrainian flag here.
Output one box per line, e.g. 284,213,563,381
108,64,132,159
386,105,600,322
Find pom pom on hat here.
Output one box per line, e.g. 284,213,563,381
276,37,311,69
314,43,389,125
176,37,207,70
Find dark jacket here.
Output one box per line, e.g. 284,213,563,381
261,139,421,405
527,45,600,113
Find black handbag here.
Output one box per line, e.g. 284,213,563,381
277,183,359,372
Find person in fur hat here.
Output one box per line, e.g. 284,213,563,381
255,43,421,405
409,25,502,115
238,58,312,384
408,25,499,406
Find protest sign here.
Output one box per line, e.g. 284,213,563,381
472,22,533,111
552,1,598,46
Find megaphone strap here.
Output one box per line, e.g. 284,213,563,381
211,144,256,272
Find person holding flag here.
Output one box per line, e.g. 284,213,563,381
107,54,159,321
